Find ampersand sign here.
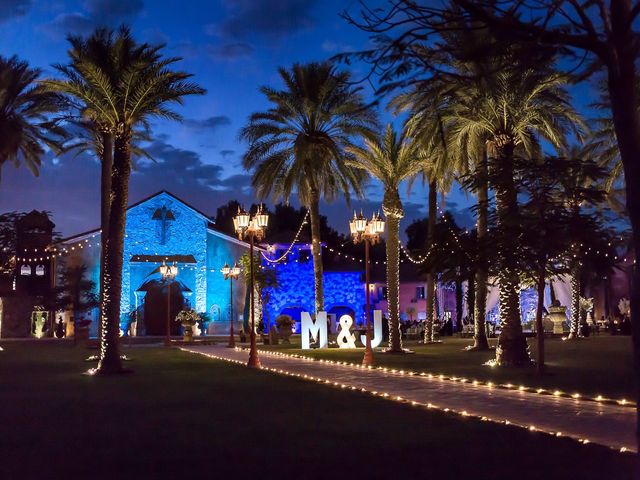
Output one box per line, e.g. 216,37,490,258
336,314,357,348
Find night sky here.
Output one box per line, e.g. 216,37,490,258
0,0,530,238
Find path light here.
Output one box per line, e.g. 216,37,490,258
349,210,384,367
160,260,178,347
234,205,268,368
221,262,241,348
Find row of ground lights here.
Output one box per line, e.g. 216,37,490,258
184,347,633,455
243,348,634,409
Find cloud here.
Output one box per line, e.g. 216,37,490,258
183,116,231,133
42,13,96,37
321,40,354,53
172,41,200,60
0,0,31,22
83,0,143,24
41,0,144,39
206,42,254,59
213,0,318,40
0,137,255,236
220,150,235,160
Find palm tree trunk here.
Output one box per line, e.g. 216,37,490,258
466,269,475,325
308,190,324,314
455,276,463,332
568,260,581,339
549,280,557,304
472,152,490,350
600,21,640,475
96,131,131,375
383,189,404,353
385,212,403,352
98,130,113,341
425,180,437,343
536,263,546,374
493,143,530,366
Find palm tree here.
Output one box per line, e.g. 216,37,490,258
554,155,608,339
347,124,423,353
240,62,377,315
46,27,205,374
42,28,151,350
446,66,583,365
392,90,463,345
0,55,65,180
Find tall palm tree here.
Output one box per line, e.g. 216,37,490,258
347,124,423,353
42,28,153,347
240,62,377,315
393,90,463,345
554,154,608,339
0,55,65,180
45,27,205,374
444,66,583,365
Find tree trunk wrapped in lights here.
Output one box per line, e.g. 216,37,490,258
492,140,531,366
424,181,437,343
96,129,131,374
308,189,324,314
98,129,113,342
568,260,581,339
472,152,490,350
383,189,404,353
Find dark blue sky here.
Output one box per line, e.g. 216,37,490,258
0,0,580,239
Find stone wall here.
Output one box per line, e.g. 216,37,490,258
122,193,208,323
263,246,365,328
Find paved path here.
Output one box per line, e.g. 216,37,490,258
182,345,636,453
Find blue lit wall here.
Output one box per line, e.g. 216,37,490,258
122,193,208,318
63,192,250,335
262,246,365,328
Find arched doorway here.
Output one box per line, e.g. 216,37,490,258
139,279,189,335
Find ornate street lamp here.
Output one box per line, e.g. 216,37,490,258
350,210,385,366
233,205,269,368
221,261,241,348
159,260,178,347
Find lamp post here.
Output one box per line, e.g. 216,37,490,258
350,211,385,366
233,205,269,368
221,262,241,348
160,260,178,347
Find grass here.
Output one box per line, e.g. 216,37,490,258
0,341,635,480
260,335,637,401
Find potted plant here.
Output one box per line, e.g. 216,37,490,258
175,309,201,343
275,314,294,343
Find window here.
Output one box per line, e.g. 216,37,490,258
416,286,425,300
20,265,31,276
35,265,45,276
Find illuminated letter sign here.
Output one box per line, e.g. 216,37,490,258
336,314,357,348
301,311,328,349
360,310,383,349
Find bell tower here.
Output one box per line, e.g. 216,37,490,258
15,211,55,295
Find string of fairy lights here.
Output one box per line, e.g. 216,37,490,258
182,346,634,455
12,208,635,269
261,211,309,264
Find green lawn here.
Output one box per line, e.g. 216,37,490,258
0,341,635,480
260,335,636,401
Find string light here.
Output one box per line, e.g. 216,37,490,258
261,211,309,264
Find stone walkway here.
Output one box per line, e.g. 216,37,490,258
182,344,637,453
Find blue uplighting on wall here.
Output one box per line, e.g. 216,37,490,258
262,246,365,328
